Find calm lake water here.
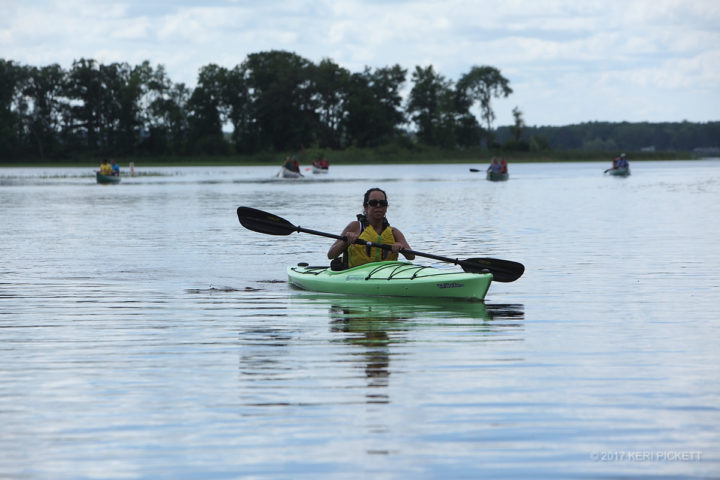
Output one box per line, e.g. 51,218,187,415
1,160,719,479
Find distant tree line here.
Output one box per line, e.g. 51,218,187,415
0,51,513,160
2,52,717,161
495,120,720,153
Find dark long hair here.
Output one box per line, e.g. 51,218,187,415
363,187,387,206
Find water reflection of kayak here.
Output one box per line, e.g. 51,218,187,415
290,292,494,322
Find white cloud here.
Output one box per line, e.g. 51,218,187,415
2,0,718,126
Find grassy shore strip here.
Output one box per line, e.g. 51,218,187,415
1,148,697,168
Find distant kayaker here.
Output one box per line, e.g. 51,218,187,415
98,158,113,175
500,157,508,174
313,156,329,169
110,158,120,176
327,188,415,270
487,157,502,174
613,153,629,169
283,156,300,173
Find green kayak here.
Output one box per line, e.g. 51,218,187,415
605,167,630,176
486,171,509,181
96,172,121,184
287,261,493,301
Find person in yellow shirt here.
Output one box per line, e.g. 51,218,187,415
327,187,415,269
99,158,113,175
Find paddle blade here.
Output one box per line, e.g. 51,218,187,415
461,257,525,283
237,207,297,236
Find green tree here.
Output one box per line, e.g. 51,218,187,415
529,134,550,152
20,64,66,159
344,65,406,148
97,62,124,152
456,66,512,146
116,61,153,155
509,106,525,142
145,65,190,154
311,58,351,149
407,65,445,145
502,106,529,151
242,50,318,152
223,65,252,153
407,65,485,148
369,65,407,141
0,60,28,158
64,58,110,152
186,64,229,154
451,83,482,147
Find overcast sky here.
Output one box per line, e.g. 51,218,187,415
3,0,719,127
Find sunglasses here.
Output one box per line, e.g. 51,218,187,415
366,199,389,207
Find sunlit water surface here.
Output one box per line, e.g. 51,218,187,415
1,160,719,479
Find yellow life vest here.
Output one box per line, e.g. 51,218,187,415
347,224,398,267
99,163,113,175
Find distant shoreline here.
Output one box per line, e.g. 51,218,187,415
0,149,699,168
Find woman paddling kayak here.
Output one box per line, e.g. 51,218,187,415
327,188,415,270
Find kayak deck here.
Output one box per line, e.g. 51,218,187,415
606,167,630,176
287,261,493,301
96,172,121,184
486,171,509,181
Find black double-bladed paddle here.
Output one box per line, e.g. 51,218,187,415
236,207,524,283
